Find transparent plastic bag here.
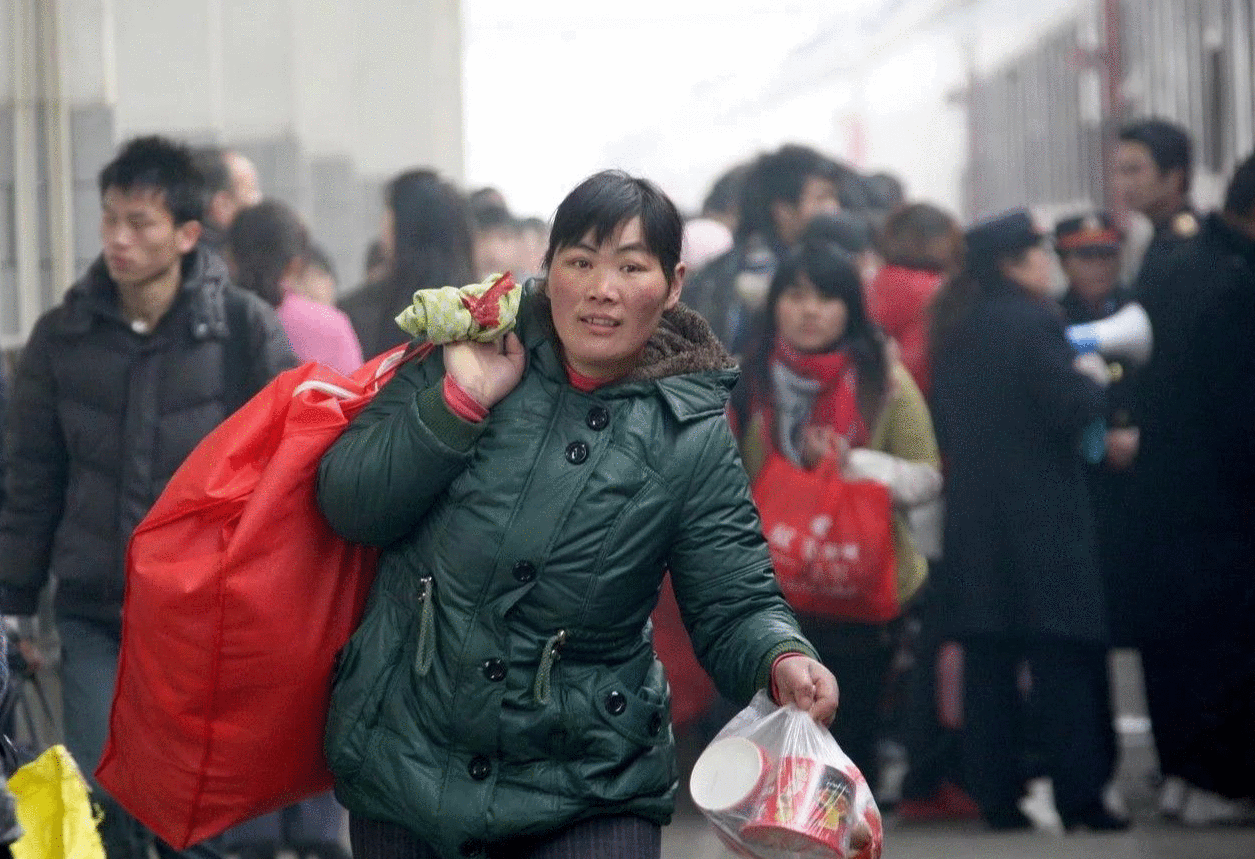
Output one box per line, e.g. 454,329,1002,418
689,691,882,859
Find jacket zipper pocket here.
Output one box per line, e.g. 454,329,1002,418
532,628,567,704
414,576,435,676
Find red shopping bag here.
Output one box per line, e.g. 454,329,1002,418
651,574,717,728
752,452,899,622
96,343,430,849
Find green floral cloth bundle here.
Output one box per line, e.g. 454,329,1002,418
395,272,522,343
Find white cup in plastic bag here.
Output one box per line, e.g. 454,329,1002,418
689,691,882,859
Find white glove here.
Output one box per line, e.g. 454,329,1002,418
1072,351,1111,387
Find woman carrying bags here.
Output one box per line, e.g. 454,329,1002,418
316,170,838,859
731,235,942,796
928,210,1125,832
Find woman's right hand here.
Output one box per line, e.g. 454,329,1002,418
444,332,526,409
801,425,849,470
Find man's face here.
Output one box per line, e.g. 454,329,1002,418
773,175,841,247
208,152,263,230
474,225,521,279
1115,142,1179,218
100,187,199,289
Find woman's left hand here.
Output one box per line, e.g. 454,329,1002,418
772,655,839,726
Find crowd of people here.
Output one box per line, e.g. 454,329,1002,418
0,116,1250,859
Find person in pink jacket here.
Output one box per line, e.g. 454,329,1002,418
865,204,963,398
228,201,364,374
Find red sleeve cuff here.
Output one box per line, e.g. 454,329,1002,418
442,373,489,423
769,652,805,705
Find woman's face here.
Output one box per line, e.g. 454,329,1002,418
774,274,848,353
1002,245,1055,298
547,216,682,380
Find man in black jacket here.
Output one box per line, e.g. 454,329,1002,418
0,136,296,858
1115,118,1200,290
683,144,846,354
1131,152,1255,824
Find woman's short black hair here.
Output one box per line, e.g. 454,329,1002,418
98,135,204,225
543,170,683,284
227,200,308,308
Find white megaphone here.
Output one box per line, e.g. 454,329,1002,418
1066,302,1153,367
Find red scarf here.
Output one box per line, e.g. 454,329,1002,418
769,339,869,450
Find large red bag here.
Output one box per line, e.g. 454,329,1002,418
752,452,898,622
96,343,429,849
651,574,717,728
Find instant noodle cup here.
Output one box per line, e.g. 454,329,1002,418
689,736,771,814
741,756,862,857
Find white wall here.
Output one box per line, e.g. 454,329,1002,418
2,0,466,344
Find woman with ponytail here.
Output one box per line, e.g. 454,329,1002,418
928,209,1123,832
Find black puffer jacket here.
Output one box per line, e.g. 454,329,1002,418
0,247,297,626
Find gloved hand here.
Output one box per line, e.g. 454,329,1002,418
1072,351,1111,387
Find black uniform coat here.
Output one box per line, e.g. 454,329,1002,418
1130,212,1255,797
1059,286,1140,645
929,278,1108,643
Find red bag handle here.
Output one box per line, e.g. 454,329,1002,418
293,342,435,401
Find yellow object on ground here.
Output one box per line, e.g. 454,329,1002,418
9,744,105,859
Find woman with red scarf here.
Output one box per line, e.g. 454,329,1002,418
731,237,941,792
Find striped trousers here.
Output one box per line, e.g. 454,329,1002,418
348,813,661,859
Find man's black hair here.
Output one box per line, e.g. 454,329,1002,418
543,170,683,284
472,204,516,232
470,186,509,215
305,242,339,283
1223,151,1255,218
99,135,204,224
1119,118,1194,193
736,144,842,243
701,163,747,219
802,211,873,255
191,145,230,196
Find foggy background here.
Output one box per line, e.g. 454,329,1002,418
3,0,1254,346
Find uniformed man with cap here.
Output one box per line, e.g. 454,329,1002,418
1053,212,1140,801
1055,212,1141,643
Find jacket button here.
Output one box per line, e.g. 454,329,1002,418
482,658,506,682
565,441,589,464
459,839,486,856
468,755,492,780
512,560,537,583
586,406,610,431
648,711,663,736
604,690,627,716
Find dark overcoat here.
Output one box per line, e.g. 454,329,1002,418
929,278,1108,643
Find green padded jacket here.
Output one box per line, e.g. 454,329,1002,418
317,287,817,858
